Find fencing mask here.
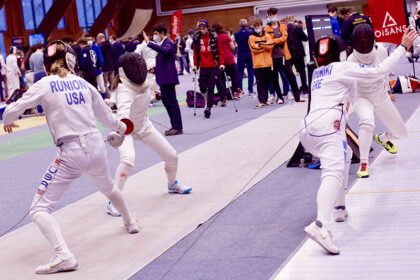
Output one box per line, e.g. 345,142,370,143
351,24,375,54
117,52,148,93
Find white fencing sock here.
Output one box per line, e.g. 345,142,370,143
114,162,133,191
317,175,342,226
32,211,71,255
107,188,132,225
358,125,373,164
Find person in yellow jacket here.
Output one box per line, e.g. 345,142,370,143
264,8,303,103
248,18,274,108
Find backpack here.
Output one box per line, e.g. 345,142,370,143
186,90,205,108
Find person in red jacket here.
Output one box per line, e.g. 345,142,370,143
192,19,225,118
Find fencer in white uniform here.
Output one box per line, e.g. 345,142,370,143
106,52,192,217
2,41,139,274
134,37,157,97
299,29,417,255
347,24,407,178
6,46,20,94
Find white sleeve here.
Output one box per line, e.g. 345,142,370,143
89,83,121,131
3,82,45,125
115,86,132,120
343,46,405,80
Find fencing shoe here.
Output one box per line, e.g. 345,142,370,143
373,134,397,154
106,201,121,217
304,220,340,255
357,163,369,178
125,216,140,234
332,206,348,222
168,180,192,194
35,252,78,274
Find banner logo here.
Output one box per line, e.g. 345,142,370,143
382,11,397,28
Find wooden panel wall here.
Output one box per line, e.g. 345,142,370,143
146,7,253,36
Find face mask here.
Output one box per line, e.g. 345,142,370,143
267,18,272,23
88,40,93,46
249,25,254,29
153,34,161,43
254,28,262,33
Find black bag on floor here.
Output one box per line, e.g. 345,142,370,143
186,90,205,108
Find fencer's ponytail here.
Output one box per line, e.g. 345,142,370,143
110,74,122,91
48,59,69,78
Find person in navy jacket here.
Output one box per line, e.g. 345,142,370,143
143,24,183,136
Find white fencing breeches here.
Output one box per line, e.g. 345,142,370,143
29,132,133,254
300,121,352,226
116,123,179,190
353,92,407,163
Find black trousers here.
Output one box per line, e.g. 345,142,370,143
254,67,271,103
161,84,183,130
290,55,308,92
199,67,219,109
221,63,239,98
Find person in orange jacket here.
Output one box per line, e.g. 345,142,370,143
265,8,303,102
248,18,274,108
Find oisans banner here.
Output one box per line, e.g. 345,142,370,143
171,10,182,41
367,0,408,44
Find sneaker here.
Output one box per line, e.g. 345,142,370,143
204,108,211,118
168,180,192,194
265,101,271,106
357,163,369,178
236,88,242,98
106,201,121,217
304,220,340,255
373,134,397,154
267,95,275,104
125,216,140,234
277,98,284,104
35,253,78,274
255,103,265,109
332,206,348,222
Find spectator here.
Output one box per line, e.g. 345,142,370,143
6,46,21,94
416,11,420,32
110,35,125,76
144,25,184,135
265,7,292,104
84,33,106,97
248,18,274,108
248,16,256,30
0,52,6,102
23,45,36,87
125,37,136,52
185,29,195,72
341,7,372,45
78,37,98,87
192,19,225,119
328,6,341,36
135,34,157,98
175,35,189,75
97,33,115,97
213,23,239,105
286,15,309,95
235,18,254,96
30,43,47,83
